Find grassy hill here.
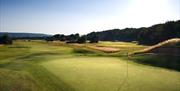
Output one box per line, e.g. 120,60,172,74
0,32,50,39
132,38,180,55
131,38,180,71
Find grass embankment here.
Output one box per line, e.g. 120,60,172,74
131,38,180,55
131,54,180,71
0,40,180,91
69,41,146,55
130,38,180,71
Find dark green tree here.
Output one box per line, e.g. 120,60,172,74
89,32,99,43
0,34,13,44
45,37,53,42
86,20,180,45
77,35,86,43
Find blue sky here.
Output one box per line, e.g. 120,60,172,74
0,0,180,35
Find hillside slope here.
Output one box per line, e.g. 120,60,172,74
0,32,51,38
131,38,180,71
132,38,180,55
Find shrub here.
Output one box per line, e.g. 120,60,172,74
77,35,86,43
0,34,13,45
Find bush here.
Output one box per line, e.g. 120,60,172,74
88,32,99,43
0,34,13,45
77,35,86,43
45,37,53,42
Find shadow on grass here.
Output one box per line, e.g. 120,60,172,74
0,62,75,91
131,54,180,71
15,52,61,61
73,48,95,54
28,64,75,91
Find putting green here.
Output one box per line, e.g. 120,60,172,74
41,57,180,91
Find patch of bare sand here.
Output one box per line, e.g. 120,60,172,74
88,46,120,53
70,43,84,47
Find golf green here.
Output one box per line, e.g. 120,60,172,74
42,57,180,91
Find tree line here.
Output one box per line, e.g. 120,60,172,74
87,20,180,45
46,20,180,45
0,34,13,44
1,20,179,45
45,33,99,43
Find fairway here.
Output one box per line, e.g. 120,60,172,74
0,40,180,91
42,57,180,91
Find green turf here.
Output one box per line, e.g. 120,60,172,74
0,40,180,91
41,57,180,91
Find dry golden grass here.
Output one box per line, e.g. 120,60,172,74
131,38,180,55
66,43,120,53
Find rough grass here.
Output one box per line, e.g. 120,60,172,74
131,38,180,55
129,38,180,71
67,41,146,55
131,54,180,71
96,41,147,55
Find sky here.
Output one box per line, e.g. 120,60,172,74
0,0,180,35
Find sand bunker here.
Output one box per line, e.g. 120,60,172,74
88,46,120,53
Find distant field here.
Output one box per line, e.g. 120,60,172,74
0,40,179,91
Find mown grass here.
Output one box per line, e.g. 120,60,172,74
41,56,180,91
0,40,180,91
0,40,75,91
